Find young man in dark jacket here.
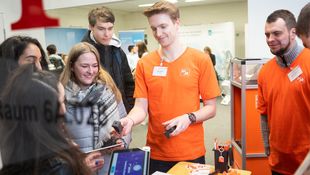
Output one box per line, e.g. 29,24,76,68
296,2,310,48
82,6,134,112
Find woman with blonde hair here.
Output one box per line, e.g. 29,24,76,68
60,42,131,174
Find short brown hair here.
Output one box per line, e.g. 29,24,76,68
266,9,296,31
46,44,57,55
204,46,212,54
143,0,180,22
88,6,115,27
296,3,310,37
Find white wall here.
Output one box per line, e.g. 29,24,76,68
180,2,246,57
246,0,309,58
0,0,52,46
46,1,247,57
120,2,247,57
1,0,247,56
43,0,122,10
2,0,309,59
46,8,126,34
0,13,5,42
0,0,125,47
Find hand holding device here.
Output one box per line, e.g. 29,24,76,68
112,121,123,134
164,125,177,138
84,151,104,172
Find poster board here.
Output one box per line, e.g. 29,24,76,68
45,27,87,54
119,30,145,54
179,22,235,80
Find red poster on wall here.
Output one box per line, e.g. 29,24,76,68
11,0,59,30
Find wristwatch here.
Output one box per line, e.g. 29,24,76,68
188,113,196,124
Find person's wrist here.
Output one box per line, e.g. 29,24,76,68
187,113,196,124
117,138,128,148
127,117,135,126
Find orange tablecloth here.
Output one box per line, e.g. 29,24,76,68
167,162,251,175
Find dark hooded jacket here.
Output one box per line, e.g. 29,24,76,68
82,30,134,112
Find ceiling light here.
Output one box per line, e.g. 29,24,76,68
185,0,205,2
138,3,154,7
138,0,178,8
167,0,178,3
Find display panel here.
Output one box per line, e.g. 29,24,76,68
108,148,149,175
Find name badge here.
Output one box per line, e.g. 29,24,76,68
152,66,168,77
288,66,303,82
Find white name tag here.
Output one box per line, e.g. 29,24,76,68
288,66,303,82
152,66,168,77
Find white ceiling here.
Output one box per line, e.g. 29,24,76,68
76,0,246,13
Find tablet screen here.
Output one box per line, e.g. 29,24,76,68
108,148,149,175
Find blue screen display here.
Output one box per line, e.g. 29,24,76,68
109,150,147,175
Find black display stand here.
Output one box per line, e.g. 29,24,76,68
213,147,234,173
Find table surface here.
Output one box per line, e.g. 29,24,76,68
167,162,252,175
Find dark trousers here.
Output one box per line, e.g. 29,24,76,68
149,156,205,174
272,170,284,175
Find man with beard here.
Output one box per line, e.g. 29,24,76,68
257,9,310,175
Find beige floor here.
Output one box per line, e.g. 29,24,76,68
129,97,231,165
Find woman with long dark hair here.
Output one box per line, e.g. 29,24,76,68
0,35,49,70
0,65,98,175
0,36,50,94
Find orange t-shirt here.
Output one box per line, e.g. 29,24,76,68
257,48,310,174
134,47,220,161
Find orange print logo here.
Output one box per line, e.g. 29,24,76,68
180,68,190,76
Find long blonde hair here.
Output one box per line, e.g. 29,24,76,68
60,42,122,102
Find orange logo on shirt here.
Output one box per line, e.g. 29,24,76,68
180,68,190,76
297,76,305,83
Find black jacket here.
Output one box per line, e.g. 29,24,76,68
210,53,216,66
82,31,135,112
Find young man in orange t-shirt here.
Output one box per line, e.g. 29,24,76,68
120,1,220,174
258,9,310,175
